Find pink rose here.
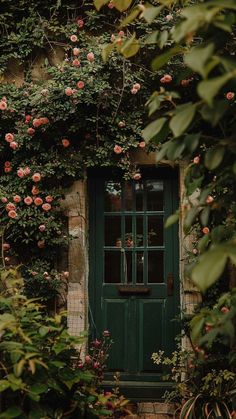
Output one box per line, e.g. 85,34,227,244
4,167,11,173
165,14,173,21
103,330,110,337
118,30,125,37
131,88,138,94
221,306,229,314
42,203,51,211
31,271,38,276
108,1,114,8
17,168,25,178
181,79,190,87
32,118,41,128
72,59,81,67
3,243,10,251
8,210,17,219
193,156,200,164
9,141,18,150
32,186,39,195
5,133,14,143
62,139,70,147
37,240,45,248
133,173,141,180
160,74,172,84
39,117,49,125
32,173,41,182
63,271,69,278
226,91,235,100
24,196,33,205
25,115,32,123
139,141,146,148
6,202,15,211
1,197,8,203
45,195,53,203
133,83,141,90
202,227,210,235
27,128,35,135
77,19,84,28
0,101,7,110
118,121,125,128
87,52,94,62
39,224,46,232
24,167,31,175
13,195,21,203
113,145,123,154
85,355,92,363
73,47,80,56
4,161,11,167
65,87,73,96
206,195,214,204
34,197,43,206
70,35,78,42
77,81,84,89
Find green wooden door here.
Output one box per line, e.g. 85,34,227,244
89,168,179,398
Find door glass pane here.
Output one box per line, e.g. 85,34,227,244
124,182,133,211
136,252,144,283
104,251,121,283
125,216,133,247
147,180,164,211
124,251,132,283
136,216,143,247
105,216,121,246
135,182,144,211
148,251,164,283
148,216,163,246
105,181,122,212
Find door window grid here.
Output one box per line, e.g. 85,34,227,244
104,180,165,284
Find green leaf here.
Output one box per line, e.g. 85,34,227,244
13,359,26,377
93,0,108,11
119,6,140,27
142,5,163,24
170,103,197,137
205,146,225,170
184,207,200,233
184,44,215,78
184,133,200,153
0,380,10,392
142,117,167,142
101,43,115,62
200,207,210,227
192,248,228,292
198,71,236,106
158,30,169,49
198,234,211,253
165,212,179,228
151,46,184,71
0,407,22,418
120,33,140,58
113,0,132,12
200,100,229,127
145,30,159,45
30,383,48,394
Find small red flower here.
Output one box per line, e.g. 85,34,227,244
6,202,16,211
77,81,84,89
87,52,94,62
5,133,14,143
72,59,81,67
32,173,41,182
4,167,11,173
42,203,51,211
0,101,7,110
27,127,35,135
65,87,73,96
226,91,235,100
70,35,78,43
4,161,11,167
62,139,70,148
45,195,53,203
73,47,80,56
139,141,146,148
13,195,21,203
202,227,210,234
9,141,18,150
24,196,33,205
113,145,123,154
34,197,43,206
8,210,17,219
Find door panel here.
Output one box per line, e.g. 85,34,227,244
89,168,179,392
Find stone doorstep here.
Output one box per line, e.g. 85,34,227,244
138,403,175,415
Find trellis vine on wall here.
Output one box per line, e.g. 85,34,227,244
0,1,162,303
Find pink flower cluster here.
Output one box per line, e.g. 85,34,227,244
1,192,53,218
160,74,172,84
4,133,18,150
131,83,141,95
0,96,7,111
17,167,31,178
4,161,12,173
